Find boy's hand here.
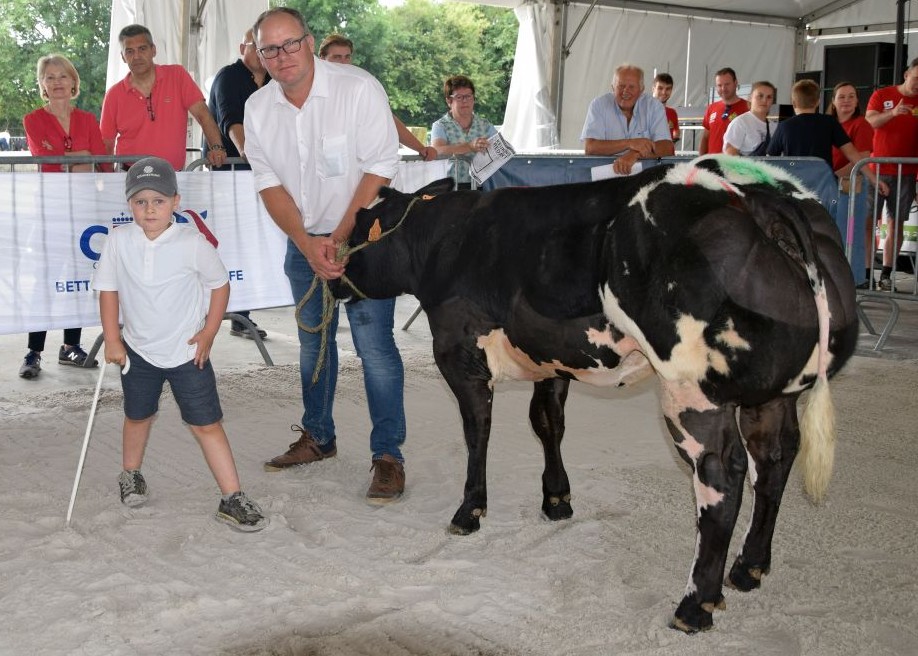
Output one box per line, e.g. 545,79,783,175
103,340,128,367
189,330,216,369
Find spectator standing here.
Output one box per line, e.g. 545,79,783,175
431,75,496,188
828,81,875,287
767,80,888,187
205,28,269,341
101,24,227,171
0,130,9,151
723,81,776,156
580,64,674,175
865,57,918,292
244,7,408,503
93,157,267,531
19,54,107,379
652,72,680,143
318,33,436,162
699,67,749,155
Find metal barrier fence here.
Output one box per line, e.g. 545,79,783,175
846,157,918,351
2,153,454,364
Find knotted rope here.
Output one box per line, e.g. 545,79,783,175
295,196,423,384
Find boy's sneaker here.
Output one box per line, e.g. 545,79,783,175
878,276,897,293
366,455,405,505
216,491,269,532
229,321,267,340
59,345,99,368
118,470,148,507
19,351,42,379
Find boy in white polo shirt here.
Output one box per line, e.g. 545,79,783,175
92,157,267,532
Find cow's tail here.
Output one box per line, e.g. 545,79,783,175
748,191,836,504
798,270,834,504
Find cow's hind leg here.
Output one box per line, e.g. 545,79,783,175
529,378,573,521
727,395,800,592
662,389,747,633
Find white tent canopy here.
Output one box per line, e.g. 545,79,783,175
501,0,916,150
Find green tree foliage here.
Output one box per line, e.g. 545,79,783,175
0,1,516,137
0,0,110,134
282,0,518,129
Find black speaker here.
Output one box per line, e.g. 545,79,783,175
777,103,795,122
821,42,904,114
823,42,903,89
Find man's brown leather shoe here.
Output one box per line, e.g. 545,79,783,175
264,426,336,472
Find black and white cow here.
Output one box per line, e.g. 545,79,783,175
332,156,858,632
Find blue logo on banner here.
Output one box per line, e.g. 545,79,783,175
79,209,211,261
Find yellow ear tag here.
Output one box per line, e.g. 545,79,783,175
368,218,382,242
422,194,435,200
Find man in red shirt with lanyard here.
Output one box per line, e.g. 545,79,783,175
699,67,749,155
101,24,226,171
865,57,918,291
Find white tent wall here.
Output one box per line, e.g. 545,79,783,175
501,1,560,149
553,4,795,149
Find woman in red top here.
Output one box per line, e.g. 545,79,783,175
828,81,875,288
19,54,107,378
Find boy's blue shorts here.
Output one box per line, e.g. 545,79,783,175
121,345,223,427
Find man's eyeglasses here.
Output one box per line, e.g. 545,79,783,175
146,94,155,122
450,93,474,103
63,136,72,151
258,34,308,60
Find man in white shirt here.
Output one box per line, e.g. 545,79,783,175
580,64,674,174
244,7,407,503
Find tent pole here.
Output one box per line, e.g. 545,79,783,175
553,0,570,142
894,0,907,77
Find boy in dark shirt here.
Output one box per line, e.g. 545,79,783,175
766,80,848,164
767,80,884,185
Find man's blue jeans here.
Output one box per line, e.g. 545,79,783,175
284,240,406,462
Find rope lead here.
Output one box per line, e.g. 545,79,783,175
295,196,422,385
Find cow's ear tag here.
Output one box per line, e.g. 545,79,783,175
368,218,382,242
422,194,435,201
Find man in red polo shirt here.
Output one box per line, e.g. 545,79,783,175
865,57,918,291
699,67,749,155
101,24,226,171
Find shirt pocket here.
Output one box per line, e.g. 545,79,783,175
317,134,349,179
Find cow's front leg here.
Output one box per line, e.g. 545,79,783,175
662,384,746,633
727,395,800,592
431,335,495,536
529,378,573,520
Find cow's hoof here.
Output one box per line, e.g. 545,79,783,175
670,594,723,633
542,494,573,521
726,559,767,592
448,505,485,535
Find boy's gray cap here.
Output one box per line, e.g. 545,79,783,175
125,157,178,199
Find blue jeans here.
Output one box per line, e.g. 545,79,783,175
284,240,406,462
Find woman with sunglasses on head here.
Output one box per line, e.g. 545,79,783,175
19,53,109,379
430,75,496,189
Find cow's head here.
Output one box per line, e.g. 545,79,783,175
331,177,455,302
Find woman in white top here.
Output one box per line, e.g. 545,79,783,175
723,81,776,156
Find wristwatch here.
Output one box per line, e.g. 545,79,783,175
209,144,226,152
